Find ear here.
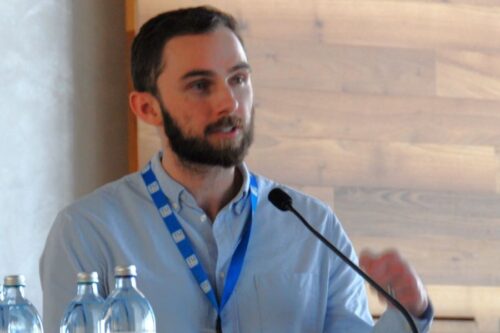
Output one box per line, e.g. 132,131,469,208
129,91,163,126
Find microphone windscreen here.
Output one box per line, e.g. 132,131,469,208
268,188,292,211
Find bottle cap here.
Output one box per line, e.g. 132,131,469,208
114,265,137,277
4,275,26,287
77,272,99,284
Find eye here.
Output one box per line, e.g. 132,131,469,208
230,73,248,86
188,79,212,93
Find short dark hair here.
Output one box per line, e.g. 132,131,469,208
131,6,243,94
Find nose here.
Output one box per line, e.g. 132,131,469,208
213,83,238,116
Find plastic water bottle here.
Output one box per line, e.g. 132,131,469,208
1,275,43,333
0,303,5,333
60,272,104,333
99,265,155,333
0,283,5,332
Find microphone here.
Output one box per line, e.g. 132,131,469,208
268,188,419,333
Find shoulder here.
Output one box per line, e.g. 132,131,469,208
251,172,336,224
54,171,147,232
253,173,333,214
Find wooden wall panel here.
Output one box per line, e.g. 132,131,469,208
247,139,497,192
316,1,500,49
429,321,478,333
126,0,138,172
255,89,500,145
437,50,500,100
497,147,500,193
249,40,436,96
133,0,500,331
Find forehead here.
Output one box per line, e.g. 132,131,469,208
161,27,248,78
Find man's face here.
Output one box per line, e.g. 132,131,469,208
155,27,254,167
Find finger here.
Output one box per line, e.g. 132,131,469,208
365,251,409,298
373,250,409,282
359,249,376,271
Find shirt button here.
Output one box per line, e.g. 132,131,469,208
172,203,179,211
200,214,207,223
220,272,225,279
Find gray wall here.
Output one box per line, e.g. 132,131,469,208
0,0,128,317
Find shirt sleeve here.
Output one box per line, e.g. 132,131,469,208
323,212,375,333
39,209,108,333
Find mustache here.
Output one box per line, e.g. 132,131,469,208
205,116,243,135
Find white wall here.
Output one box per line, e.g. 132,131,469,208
0,0,128,317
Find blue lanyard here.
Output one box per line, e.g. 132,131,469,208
141,162,258,314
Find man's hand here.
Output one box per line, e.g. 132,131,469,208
359,249,429,317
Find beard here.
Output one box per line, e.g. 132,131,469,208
158,100,254,168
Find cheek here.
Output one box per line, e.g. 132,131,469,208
180,114,199,135
236,89,253,116
181,110,214,137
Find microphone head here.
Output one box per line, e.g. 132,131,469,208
268,188,293,211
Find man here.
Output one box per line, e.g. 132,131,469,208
41,6,433,333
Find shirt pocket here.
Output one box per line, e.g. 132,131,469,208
254,272,324,333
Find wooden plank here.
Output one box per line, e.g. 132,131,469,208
126,0,138,172
369,285,500,330
497,147,500,194
125,0,136,31
369,289,476,325
334,186,500,226
437,50,500,100
137,0,320,41
248,40,435,96
350,236,500,286
332,187,500,285
425,319,478,333
316,1,500,49
254,89,500,146
246,139,497,193
429,285,500,321
238,1,325,42
365,0,500,6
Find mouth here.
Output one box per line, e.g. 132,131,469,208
209,125,241,138
206,117,243,137
217,125,238,133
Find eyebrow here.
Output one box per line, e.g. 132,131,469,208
181,62,252,81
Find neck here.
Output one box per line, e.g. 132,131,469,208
161,151,243,221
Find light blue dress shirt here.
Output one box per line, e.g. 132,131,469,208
40,152,432,333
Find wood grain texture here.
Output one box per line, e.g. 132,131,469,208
370,285,500,332
437,50,500,100
428,320,478,333
126,29,138,172
126,0,138,172
333,186,500,285
497,147,500,194
254,89,500,146
248,40,435,96
247,138,497,192
316,1,500,49
368,0,500,6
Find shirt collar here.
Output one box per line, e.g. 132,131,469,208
150,152,186,212
149,151,251,216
